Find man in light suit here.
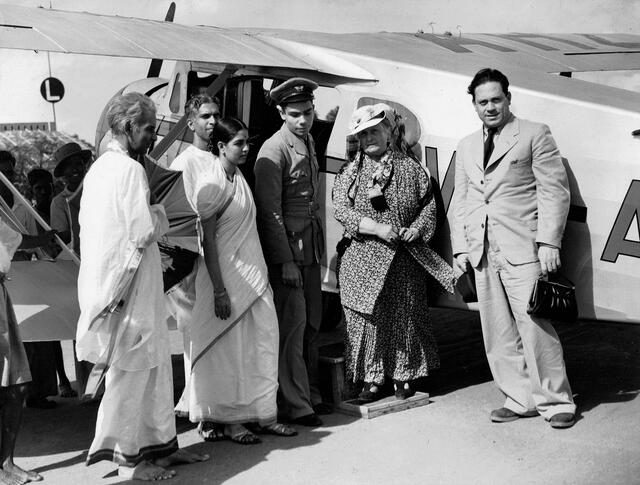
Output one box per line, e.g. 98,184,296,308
451,68,576,429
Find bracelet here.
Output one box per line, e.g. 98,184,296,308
214,287,227,297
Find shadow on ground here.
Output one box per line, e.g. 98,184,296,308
18,352,358,484
16,309,640,483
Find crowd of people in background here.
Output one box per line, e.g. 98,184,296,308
0,67,576,483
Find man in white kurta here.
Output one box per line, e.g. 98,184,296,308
169,94,220,419
76,92,208,480
76,139,178,467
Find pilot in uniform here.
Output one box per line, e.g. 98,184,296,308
254,78,328,426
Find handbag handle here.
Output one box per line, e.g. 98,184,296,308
545,272,575,288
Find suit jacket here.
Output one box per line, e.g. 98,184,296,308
254,123,324,266
451,115,570,267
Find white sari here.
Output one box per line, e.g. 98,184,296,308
175,154,279,425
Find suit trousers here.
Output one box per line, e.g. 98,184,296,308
474,241,576,419
269,262,322,419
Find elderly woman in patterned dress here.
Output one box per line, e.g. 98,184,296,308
333,103,455,402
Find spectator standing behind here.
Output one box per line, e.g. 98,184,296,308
76,92,208,480
333,104,455,401
169,93,221,399
451,68,576,429
50,142,91,257
254,77,330,427
175,118,297,444
14,169,78,408
170,94,221,170
0,213,57,484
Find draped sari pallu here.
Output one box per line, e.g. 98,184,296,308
180,157,270,370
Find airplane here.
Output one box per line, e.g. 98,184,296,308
1,3,639,326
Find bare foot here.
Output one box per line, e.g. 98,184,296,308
2,462,42,483
0,468,26,485
118,461,176,481
153,449,209,467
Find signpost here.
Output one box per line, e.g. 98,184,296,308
40,76,63,131
40,77,64,103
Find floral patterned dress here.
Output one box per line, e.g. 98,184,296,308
333,150,455,384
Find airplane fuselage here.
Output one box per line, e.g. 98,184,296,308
107,34,640,324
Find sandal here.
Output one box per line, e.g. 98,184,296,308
358,382,383,403
394,380,415,400
224,425,262,445
256,423,298,437
198,422,225,442
59,383,78,398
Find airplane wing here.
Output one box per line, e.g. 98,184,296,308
252,30,640,74
0,4,374,80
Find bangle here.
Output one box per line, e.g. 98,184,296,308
214,287,227,297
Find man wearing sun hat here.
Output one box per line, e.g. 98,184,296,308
254,77,329,427
50,142,91,256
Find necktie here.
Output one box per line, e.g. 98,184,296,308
483,127,497,169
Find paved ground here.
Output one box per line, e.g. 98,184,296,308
14,309,640,484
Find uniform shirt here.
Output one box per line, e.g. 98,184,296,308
254,123,324,266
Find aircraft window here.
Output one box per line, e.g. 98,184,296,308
263,78,276,92
187,71,220,101
356,97,422,160
314,86,340,122
169,73,182,114
312,86,340,171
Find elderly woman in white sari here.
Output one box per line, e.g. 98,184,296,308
175,118,296,444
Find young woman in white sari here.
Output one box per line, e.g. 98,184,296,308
175,118,296,444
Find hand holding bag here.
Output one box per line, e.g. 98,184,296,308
456,269,478,303
527,273,578,323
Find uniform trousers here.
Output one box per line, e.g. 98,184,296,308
269,262,322,419
474,239,576,419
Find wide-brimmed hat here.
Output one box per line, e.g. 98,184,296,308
53,142,91,177
348,103,395,136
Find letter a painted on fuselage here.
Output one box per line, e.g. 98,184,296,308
601,180,640,263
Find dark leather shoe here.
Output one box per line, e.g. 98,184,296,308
549,412,575,429
313,402,333,415
291,413,323,427
393,380,415,400
358,382,385,403
490,407,538,423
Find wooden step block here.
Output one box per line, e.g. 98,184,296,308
336,392,430,419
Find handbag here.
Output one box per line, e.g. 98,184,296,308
158,242,199,293
526,273,578,323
